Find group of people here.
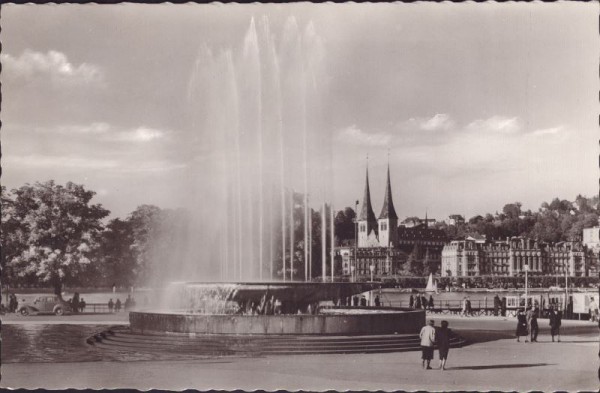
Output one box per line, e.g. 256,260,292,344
67,292,86,313
107,294,136,313
419,319,452,370
409,294,435,310
515,304,562,342
3,293,19,313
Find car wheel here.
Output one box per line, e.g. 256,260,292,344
54,307,64,316
20,308,30,316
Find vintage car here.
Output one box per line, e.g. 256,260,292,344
17,295,72,316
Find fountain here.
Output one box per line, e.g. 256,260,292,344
87,16,465,356
128,282,425,336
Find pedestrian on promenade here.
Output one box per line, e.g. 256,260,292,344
589,297,598,323
9,294,18,313
501,297,507,317
108,298,114,313
493,294,501,316
419,320,436,370
421,295,428,310
409,295,414,309
428,295,434,310
353,296,359,307
374,295,381,307
548,305,562,342
461,297,467,317
79,298,86,313
529,305,539,342
72,292,80,314
516,307,528,342
415,295,422,310
360,295,367,307
115,299,122,313
465,297,472,316
436,320,451,370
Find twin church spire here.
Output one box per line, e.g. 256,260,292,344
358,162,398,223
357,160,399,248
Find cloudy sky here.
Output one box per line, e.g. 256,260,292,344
2,3,598,221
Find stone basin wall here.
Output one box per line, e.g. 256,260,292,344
129,307,425,335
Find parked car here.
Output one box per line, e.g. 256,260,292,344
17,295,72,316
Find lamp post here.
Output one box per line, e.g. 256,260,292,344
565,261,569,313
524,264,529,306
354,199,359,284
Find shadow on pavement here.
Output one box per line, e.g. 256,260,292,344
449,363,553,370
455,329,514,344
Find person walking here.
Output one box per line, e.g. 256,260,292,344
374,295,381,307
589,297,598,323
549,305,562,342
108,298,114,313
428,295,434,310
415,295,422,310
516,307,528,342
436,320,451,370
409,295,414,309
79,298,86,313
493,294,501,316
421,295,428,310
465,297,472,316
115,298,122,313
529,305,539,342
461,297,467,317
419,320,436,369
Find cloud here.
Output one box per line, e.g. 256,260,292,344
111,127,167,143
466,116,522,134
418,113,455,131
38,123,111,135
14,122,167,143
337,125,391,147
1,50,102,86
4,154,119,170
530,126,563,137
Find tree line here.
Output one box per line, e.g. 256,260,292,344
2,180,597,294
1,181,338,293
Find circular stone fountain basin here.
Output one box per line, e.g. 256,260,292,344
129,307,425,336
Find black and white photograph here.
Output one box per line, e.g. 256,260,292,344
1,2,599,390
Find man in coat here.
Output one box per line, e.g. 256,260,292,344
419,320,436,369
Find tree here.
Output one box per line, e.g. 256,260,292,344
7,181,109,295
407,244,423,276
97,218,136,287
128,204,165,285
502,202,522,220
334,207,356,244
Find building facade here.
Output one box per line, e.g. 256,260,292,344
441,237,590,277
337,164,447,278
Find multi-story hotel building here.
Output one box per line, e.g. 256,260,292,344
441,237,590,277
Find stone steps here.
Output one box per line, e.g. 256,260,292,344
89,328,467,356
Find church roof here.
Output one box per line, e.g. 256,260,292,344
358,167,377,223
379,165,398,220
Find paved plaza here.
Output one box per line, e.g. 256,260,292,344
2,313,599,391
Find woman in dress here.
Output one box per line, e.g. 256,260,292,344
436,320,451,370
548,305,562,342
516,307,528,342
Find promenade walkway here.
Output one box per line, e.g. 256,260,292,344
2,313,598,391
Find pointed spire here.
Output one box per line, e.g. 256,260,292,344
379,162,398,220
358,163,377,223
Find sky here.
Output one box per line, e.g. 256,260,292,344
2,2,598,221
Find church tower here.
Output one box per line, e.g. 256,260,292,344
357,165,378,248
378,163,398,247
